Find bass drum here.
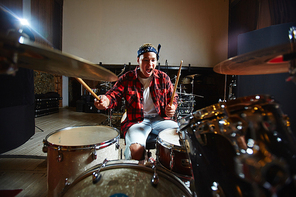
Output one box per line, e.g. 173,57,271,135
180,95,296,197
43,125,120,197
60,160,192,197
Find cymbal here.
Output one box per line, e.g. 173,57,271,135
0,34,118,81
176,92,204,98
181,78,191,84
0,5,118,81
185,74,200,78
213,43,293,75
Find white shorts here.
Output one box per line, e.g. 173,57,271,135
124,115,178,160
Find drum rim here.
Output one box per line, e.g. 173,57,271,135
157,128,186,152
43,125,120,151
60,161,192,196
156,136,186,152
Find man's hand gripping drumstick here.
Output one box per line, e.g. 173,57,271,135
75,78,110,110
165,60,183,117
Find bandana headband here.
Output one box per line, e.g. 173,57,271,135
137,44,161,60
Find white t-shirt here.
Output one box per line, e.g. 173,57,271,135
138,76,158,117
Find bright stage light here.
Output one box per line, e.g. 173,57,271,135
19,18,29,26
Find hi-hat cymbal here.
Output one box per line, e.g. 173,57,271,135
176,91,204,98
0,34,118,81
213,43,293,75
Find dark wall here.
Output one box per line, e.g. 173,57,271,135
229,0,296,58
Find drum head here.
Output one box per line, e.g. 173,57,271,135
47,126,119,146
62,162,191,197
158,128,180,146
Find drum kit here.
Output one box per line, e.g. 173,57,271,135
1,5,296,197
172,74,204,120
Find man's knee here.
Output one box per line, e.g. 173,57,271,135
130,143,145,160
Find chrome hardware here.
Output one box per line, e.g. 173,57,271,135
64,178,70,186
151,161,159,187
92,146,97,160
92,158,108,184
170,150,175,170
57,146,63,162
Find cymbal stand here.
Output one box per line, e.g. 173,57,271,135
100,81,113,127
35,125,44,132
223,75,227,102
228,75,236,100
108,108,112,126
190,76,195,114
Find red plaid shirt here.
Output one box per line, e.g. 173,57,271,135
105,66,178,137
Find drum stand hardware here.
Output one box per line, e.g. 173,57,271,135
151,160,159,187
35,125,44,132
228,75,236,100
92,158,108,184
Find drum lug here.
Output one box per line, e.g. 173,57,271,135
115,142,120,150
115,138,120,150
42,139,48,153
92,147,97,160
42,146,48,153
170,150,175,170
57,153,63,162
65,178,70,186
57,146,63,162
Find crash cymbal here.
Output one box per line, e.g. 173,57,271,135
185,74,200,78
0,34,118,81
213,43,293,75
0,6,117,81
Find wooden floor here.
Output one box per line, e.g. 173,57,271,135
0,107,126,197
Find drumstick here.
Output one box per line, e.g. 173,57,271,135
75,77,101,101
170,60,183,105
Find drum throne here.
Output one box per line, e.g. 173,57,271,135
145,132,157,159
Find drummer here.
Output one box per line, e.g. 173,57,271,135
94,43,179,161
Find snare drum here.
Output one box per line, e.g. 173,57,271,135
156,128,191,178
181,95,296,197
43,125,120,197
61,160,192,197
